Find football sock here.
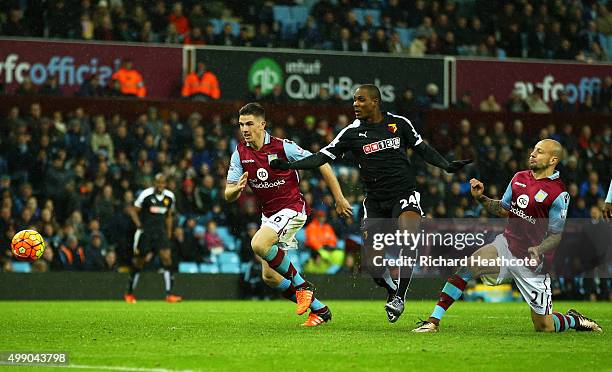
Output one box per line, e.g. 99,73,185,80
263,245,307,289
275,278,327,313
127,269,140,294
429,267,473,324
552,312,577,332
395,248,418,301
372,269,398,295
163,269,174,295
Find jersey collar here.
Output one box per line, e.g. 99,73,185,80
548,170,560,180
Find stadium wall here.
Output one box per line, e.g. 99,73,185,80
0,273,445,300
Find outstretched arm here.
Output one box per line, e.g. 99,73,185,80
414,142,472,173
270,152,332,170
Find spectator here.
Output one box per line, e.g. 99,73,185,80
453,92,473,110
168,2,190,36
90,116,114,163
409,35,428,57
111,60,146,98
15,78,37,96
184,26,205,45
215,23,237,46
526,89,551,113
2,8,29,37
305,210,337,252
204,220,224,255
552,91,576,113
181,62,221,100
58,235,85,271
479,94,502,112
506,90,530,113
84,232,106,270
39,76,63,96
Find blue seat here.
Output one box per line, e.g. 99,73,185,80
220,262,241,274
199,263,220,274
273,5,292,23
178,262,199,273
353,8,381,26
12,261,31,273
218,251,240,265
290,6,309,25
395,27,416,47
216,226,237,251
210,19,240,36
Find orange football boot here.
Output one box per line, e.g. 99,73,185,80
166,294,183,303
124,293,137,303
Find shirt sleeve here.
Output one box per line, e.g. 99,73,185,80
283,140,313,161
134,188,149,208
226,150,243,183
500,180,513,210
399,116,423,147
320,125,353,160
606,179,612,203
548,192,570,233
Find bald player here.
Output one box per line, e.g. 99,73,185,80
414,139,602,333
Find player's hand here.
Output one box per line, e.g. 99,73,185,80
237,172,248,191
527,246,544,273
604,203,612,222
469,178,484,199
270,158,291,170
335,197,353,219
446,159,473,173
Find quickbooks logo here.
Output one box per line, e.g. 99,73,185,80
248,58,283,95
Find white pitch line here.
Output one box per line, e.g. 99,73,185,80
0,363,196,372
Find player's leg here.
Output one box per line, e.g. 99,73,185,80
413,242,501,332
125,229,144,303
159,246,181,303
251,210,314,315
385,190,424,322
261,259,330,326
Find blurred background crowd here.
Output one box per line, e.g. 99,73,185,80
1,0,612,61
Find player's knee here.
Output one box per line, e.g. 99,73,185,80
250,236,269,257
261,270,277,286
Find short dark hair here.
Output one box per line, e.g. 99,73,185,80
359,84,381,102
239,102,265,118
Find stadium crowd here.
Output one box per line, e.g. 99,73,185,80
1,0,611,61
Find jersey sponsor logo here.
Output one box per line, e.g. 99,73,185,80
509,205,536,224
163,198,170,206
257,168,269,181
387,123,397,134
250,179,286,189
514,181,526,187
362,137,401,154
241,159,255,163
149,206,168,214
516,194,529,208
534,189,548,202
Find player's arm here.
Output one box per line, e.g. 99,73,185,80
414,142,472,173
470,178,510,217
271,127,351,170
528,192,570,265
128,206,142,228
319,163,352,218
224,150,248,203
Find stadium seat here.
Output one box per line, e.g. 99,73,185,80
216,226,237,251
272,5,292,24
395,28,416,46
220,262,241,274
12,261,31,273
210,19,240,36
218,251,240,265
353,8,381,26
290,6,309,25
199,263,220,274
178,262,199,274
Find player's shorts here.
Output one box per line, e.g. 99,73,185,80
361,189,425,231
133,228,170,256
261,208,307,250
492,234,553,315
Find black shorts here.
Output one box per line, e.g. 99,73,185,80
133,229,170,256
361,189,424,232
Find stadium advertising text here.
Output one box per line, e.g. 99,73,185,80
195,47,445,102
456,59,611,106
0,39,182,97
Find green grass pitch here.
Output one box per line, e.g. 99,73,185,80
1,301,611,371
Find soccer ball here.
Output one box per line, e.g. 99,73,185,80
11,230,46,262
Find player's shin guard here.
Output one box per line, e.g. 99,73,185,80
429,267,472,324
552,312,576,332
263,245,307,289
127,268,141,294
274,278,328,314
